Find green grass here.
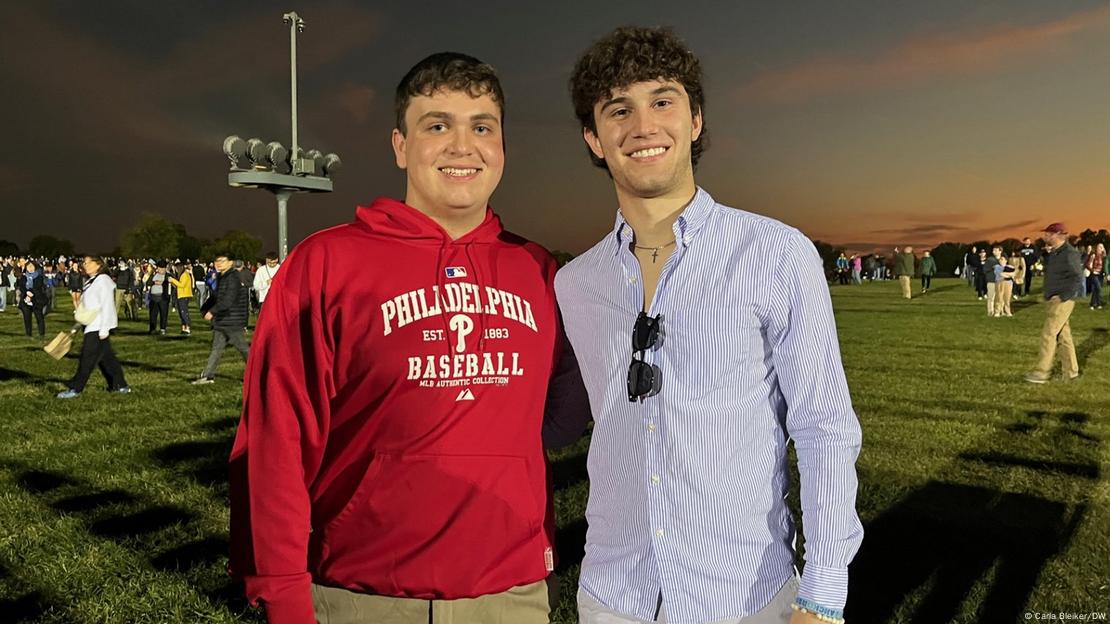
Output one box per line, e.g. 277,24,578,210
0,279,1107,623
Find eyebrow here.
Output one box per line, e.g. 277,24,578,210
599,86,684,113
415,111,501,125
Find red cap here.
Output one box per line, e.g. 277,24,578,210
1042,222,1067,234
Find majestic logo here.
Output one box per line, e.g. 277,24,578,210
456,389,475,401
445,267,468,278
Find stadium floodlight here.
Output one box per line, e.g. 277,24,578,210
223,135,247,169
222,12,339,261
265,141,288,169
245,138,266,167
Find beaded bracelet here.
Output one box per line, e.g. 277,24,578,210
790,601,846,624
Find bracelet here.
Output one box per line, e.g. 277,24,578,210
790,600,846,624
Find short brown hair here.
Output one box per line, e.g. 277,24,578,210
394,52,505,135
569,26,708,170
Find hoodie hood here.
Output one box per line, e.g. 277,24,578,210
355,197,504,245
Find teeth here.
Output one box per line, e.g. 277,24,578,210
630,147,667,158
440,167,478,177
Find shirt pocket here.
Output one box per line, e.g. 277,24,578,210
668,303,766,397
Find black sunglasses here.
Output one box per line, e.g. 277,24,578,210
628,312,662,402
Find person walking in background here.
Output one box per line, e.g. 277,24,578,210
252,252,281,313
996,256,1014,317
1085,242,1104,310
42,263,58,313
984,247,1003,316
895,246,915,299
192,253,249,384
968,247,985,298
18,260,48,338
0,259,11,312
192,261,208,309
1018,237,1038,297
169,262,193,335
851,254,862,285
148,261,170,335
963,246,978,288
1009,251,1026,302
1025,223,1084,384
864,254,877,282
66,261,84,310
233,260,254,319
835,252,849,285
919,250,936,293
57,255,130,399
113,260,137,321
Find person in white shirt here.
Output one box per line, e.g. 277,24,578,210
57,255,130,399
252,252,281,312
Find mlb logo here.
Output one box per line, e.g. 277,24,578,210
445,267,468,278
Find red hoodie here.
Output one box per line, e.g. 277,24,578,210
229,199,561,623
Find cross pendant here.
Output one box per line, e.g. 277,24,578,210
651,248,659,263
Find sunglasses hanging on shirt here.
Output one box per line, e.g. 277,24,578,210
628,311,663,402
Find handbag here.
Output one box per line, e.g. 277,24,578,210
74,304,99,325
44,324,82,360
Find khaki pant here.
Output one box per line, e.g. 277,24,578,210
578,577,798,624
311,579,551,624
898,275,912,299
986,282,998,315
997,281,1013,315
1032,297,1078,377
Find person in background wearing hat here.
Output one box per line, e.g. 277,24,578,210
1025,223,1084,384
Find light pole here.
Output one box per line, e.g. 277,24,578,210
222,11,340,261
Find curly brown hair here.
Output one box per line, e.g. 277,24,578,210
569,26,708,171
394,52,505,135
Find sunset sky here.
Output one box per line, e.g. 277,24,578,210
1,0,1107,255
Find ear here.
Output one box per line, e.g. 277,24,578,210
391,128,408,170
583,127,605,161
691,109,704,142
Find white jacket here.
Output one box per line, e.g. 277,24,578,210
252,262,280,302
81,273,119,337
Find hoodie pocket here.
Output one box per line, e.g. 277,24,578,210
317,452,543,596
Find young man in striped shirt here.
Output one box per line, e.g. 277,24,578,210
555,26,864,624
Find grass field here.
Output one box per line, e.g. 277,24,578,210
0,278,1107,623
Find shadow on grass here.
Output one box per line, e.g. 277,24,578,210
1077,327,1109,369
0,558,54,623
1,461,249,616
847,410,1098,623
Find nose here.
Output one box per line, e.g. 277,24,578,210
447,126,474,155
630,109,659,138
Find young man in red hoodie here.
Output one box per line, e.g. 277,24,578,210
229,52,586,624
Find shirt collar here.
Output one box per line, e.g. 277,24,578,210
611,187,715,256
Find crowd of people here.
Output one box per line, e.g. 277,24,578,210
830,239,1107,315
0,251,282,395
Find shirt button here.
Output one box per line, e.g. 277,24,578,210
655,528,665,537
651,475,660,483
629,276,638,284
648,422,656,431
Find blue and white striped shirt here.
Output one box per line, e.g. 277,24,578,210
554,188,863,624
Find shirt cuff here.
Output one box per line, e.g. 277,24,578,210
798,562,849,610
261,587,316,624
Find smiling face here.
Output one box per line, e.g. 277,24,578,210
392,88,504,226
584,80,702,200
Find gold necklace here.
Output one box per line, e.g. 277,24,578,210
633,239,677,263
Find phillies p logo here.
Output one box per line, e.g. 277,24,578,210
449,314,474,353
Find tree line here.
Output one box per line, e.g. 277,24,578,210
0,213,263,262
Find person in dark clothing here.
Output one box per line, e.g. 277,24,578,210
1018,238,1039,297
1025,223,1084,384
193,253,250,384
113,261,137,321
18,260,48,337
66,263,84,309
148,261,170,334
971,249,988,299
